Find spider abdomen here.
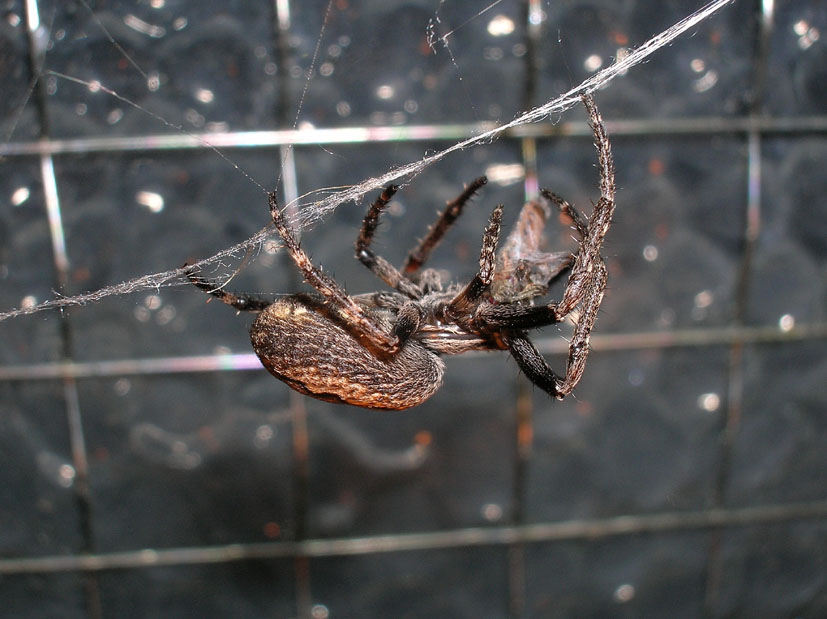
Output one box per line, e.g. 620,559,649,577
250,295,445,410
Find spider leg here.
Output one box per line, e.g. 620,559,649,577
555,94,615,318
501,259,607,398
269,192,400,354
355,185,423,299
184,265,274,312
402,176,488,275
483,95,614,396
503,332,565,397
540,190,589,240
447,203,503,316
535,189,605,312
485,94,614,325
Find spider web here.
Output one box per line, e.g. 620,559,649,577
0,0,737,323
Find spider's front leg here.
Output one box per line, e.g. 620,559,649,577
268,192,400,355
554,94,615,318
483,94,615,398
447,202,504,317
502,259,607,398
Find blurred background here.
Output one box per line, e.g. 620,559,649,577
1,0,825,617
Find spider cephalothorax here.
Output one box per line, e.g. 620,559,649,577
186,95,615,410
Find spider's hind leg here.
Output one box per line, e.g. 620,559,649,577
184,265,273,312
268,192,401,354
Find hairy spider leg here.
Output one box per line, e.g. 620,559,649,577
482,93,613,330
555,94,615,318
541,190,589,240
502,333,561,395
268,192,400,355
446,203,503,316
355,185,423,299
502,258,607,398
480,94,616,397
183,265,274,312
401,176,488,275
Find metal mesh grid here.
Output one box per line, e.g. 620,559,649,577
1,0,826,617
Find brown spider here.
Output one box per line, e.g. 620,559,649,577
186,95,615,410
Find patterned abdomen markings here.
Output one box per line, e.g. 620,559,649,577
251,295,445,410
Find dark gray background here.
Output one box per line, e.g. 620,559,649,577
1,0,825,617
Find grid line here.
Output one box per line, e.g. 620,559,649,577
2,499,825,576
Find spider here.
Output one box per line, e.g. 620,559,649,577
186,94,615,410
